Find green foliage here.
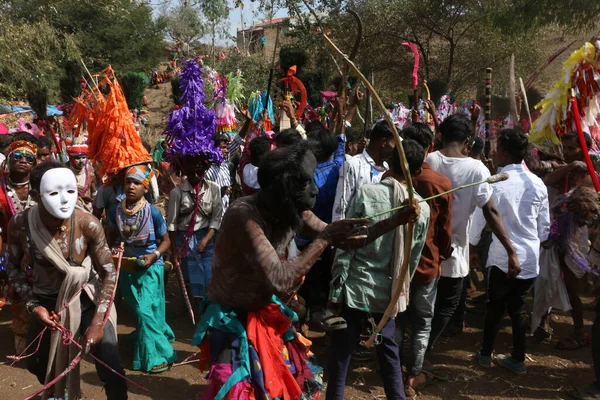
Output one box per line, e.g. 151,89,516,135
204,52,270,101
279,46,308,74
162,5,204,53
0,0,166,101
60,61,84,103
120,72,149,110
171,75,182,106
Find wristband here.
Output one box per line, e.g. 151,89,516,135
26,299,41,314
153,250,161,259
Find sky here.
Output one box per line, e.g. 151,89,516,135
149,0,289,46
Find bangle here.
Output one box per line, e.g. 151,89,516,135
153,250,161,259
26,300,41,314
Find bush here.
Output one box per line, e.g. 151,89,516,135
120,72,149,110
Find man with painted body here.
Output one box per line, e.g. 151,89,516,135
6,162,128,400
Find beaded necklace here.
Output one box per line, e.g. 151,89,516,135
3,177,33,215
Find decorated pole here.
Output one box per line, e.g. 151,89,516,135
402,42,420,122
570,88,600,192
323,33,415,348
264,26,281,109
485,67,492,150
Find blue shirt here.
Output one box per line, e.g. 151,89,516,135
108,204,167,260
311,136,345,223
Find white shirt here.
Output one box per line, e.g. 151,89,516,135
332,150,388,221
473,163,550,279
426,151,493,278
243,163,260,189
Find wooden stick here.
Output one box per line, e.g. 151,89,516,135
367,173,509,219
323,33,414,348
519,77,533,131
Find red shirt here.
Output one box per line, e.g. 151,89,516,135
412,162,453,284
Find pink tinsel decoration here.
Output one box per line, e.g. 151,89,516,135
401,42,420,90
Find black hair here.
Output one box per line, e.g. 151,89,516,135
401,123,434,149
472,137,485,152
307,128,337,163
257,141,314,229
346,128,361,144
12,131,36,144
562,130,592,150
30,161,65,192
497,129,528,163
35,136,53,150
249,136,271,166
305,120,325,134
213,134,229,146
0,134,13,151
391,139,425,176
275,128,303,148
439,114,473,144
370,120,394,142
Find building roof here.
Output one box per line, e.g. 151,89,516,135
239,17,292,32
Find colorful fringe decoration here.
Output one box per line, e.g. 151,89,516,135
68,67,151,177
164,59,222,163
280,66,307,119
530,40,600,156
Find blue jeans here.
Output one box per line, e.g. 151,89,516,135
326,306,405,400
397,279,438,375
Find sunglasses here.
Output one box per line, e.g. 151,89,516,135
12,151,36,164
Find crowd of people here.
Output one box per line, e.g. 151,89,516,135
0,57,599,400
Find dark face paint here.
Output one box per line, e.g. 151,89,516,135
292,152,319,211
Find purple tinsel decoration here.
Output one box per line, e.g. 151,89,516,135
163,59,223,164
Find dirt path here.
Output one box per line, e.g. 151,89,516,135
1,280,597,400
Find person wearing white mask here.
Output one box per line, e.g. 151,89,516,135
5,161,128,400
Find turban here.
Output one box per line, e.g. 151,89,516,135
9,140,37,156
125,164,154,189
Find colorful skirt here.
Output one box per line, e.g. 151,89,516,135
192,296,323,400
119,262,177,371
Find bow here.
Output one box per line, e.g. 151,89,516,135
323,33,415,348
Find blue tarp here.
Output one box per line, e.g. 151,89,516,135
0,104,63,116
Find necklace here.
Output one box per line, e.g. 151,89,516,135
121,198,146,237
5,178,32,214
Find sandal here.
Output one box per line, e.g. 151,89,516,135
556,333,588,350
313,309,347,331
150,362,170,373
533,326,553,344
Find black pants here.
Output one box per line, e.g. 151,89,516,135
428,276,463,350
593,298,600,385
326,306,405,400
26,292,128,400
480,266,535,362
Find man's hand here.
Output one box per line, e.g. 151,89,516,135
354,89,365,103
506,252,521,279
393,199,420,225
33,306,60,330
196,237,210,253
425,100,437,116
82,323,104,355
569,160,587,172
320,218,369,244
280,100,295,120
239,105,252,121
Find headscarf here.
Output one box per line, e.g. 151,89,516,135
8,140,37,157
125,164,154,189
153,138,166,163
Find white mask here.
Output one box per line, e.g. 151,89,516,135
39,168,78,219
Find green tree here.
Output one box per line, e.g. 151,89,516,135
163,5,205,56
199,0,231,58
